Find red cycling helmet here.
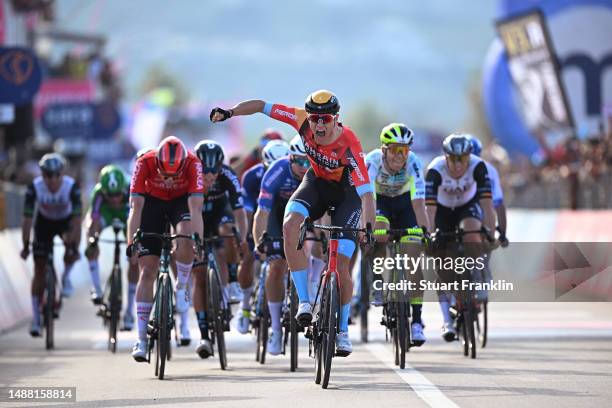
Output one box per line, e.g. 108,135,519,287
262,128,283,141
156,136,188,176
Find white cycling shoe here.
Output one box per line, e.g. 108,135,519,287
236,310,250,334
229,282,243,304
29,320,41,337
295,302,312,327
175,285,190,313
196,339,213,359
131,340,148,362
442,322,456,342
267,330,283,356
122,313,134,331
411,322,426,346
335,331,352,357
179,323,191,346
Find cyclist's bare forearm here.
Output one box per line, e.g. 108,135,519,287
426,205,437,231
229,100,266,117
481,198,496,234
21,217,32,248
253,208,270,247
127,195,144,244
233,208,248,243
496,203,507,235
361,192,376,229
413,198,431,231
188,195,204,237
70,215,82,245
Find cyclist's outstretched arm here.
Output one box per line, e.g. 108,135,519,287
211,100,266,122
127,196,144,246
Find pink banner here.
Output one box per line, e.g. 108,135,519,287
0,2,5,45
34,79,95,118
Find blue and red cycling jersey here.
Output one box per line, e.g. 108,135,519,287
241,163,265,213
257,157,301,211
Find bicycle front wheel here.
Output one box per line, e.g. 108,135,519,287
209,267,227,370
397,301,408,369
289,282,299,372
44,264,56,351
108,265,122,353
322,274,338,389
158,273,172,379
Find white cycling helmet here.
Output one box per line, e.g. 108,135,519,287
262,140,290,166
289,135,307,156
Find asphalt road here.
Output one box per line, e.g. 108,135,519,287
1,285,611,408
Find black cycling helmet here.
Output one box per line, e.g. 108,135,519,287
442,134,473,156
39,153,66,173
195,139,225,171
305,89,340,115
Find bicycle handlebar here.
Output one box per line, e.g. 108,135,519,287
296,217,372,250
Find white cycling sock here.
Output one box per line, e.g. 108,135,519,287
126,283,137,316
88,260,101,293
268,301,283,332
175,261,192,287
241,286,253,310
136,302,153,341
180,309,189,333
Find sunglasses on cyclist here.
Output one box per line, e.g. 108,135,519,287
307,114,335,124
386,145,410,156
42,171,61,179
446,153,470,163
291,156,311,168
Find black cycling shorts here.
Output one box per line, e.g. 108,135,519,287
33,214,75,257
376,191,417,229
263,199,287,260
139,194,191,257
287,168,361,242
435,199,483,233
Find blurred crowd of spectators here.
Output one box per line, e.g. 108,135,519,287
485,117,612,209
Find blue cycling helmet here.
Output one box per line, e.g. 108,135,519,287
466,134,482,157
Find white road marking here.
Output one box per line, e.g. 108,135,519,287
367,343,459,408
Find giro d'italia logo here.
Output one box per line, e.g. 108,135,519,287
0,50,34,86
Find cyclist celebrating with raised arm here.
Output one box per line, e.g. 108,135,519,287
21,153,82,336
253,135,310,355
365,123,431,345
211,90,376,356
127,136,204,362
191,140,249,358
425,134,495,342
237,139,291,334
85,165,139,329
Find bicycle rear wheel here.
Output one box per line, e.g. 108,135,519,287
158,274,172,379
322,274,338,389
289,282,299,372
360,252,369,343
108,265,121,353
466,304,477,359
44,264,56,350
258,294,269,365
209,267,227,370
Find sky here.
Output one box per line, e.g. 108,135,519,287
52,0,497,137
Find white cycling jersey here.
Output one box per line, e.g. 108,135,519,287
425,155,492,209
24,176,82,220
365,149,425,199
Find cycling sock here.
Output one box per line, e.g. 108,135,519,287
340,303,351,332
308,256,325,300
228,263,238,283
126,283,137,316
31,296,40,325
196,311,209,339
136,302,153,341
290,269,310,303
223,285,230,304
411,304,423,324
88,260,102,293
63,263,74,281
241,286,253,310
180,310,189,333
268,301,283,332
175,261,192,287
439,301,452,325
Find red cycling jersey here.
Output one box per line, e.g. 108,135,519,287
265,103,371,195
130,150,204,200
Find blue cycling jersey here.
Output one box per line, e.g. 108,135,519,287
258,157,301,211
241,163,265,213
